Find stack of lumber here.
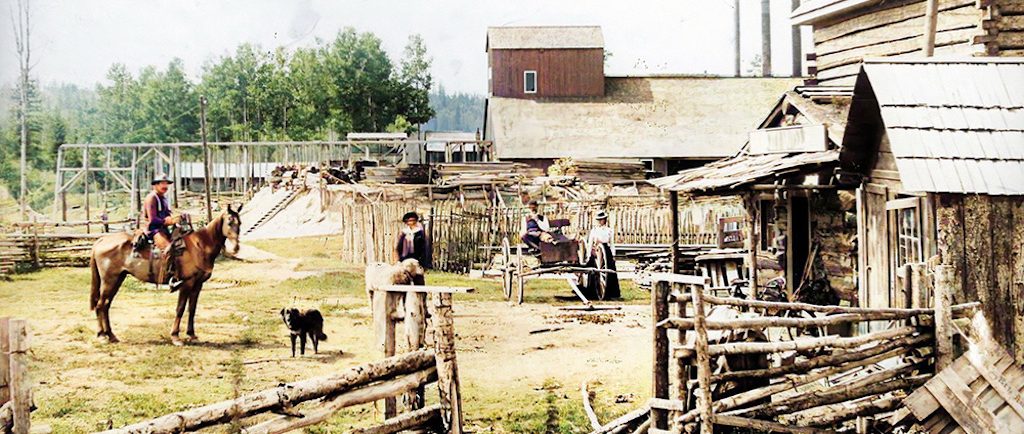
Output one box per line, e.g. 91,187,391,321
0,233,100,270
433,162,541,186
363,166,397,183
547,158,647,183
394,164,431,184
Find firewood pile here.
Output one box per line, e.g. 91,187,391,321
547,158,647,183
599,274,983,434
433,162,542,186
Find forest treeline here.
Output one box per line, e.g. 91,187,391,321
0,27,485,204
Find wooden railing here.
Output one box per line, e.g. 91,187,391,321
640,271,978,434
100,286,469,434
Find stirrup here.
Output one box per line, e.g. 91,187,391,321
169,277,183,289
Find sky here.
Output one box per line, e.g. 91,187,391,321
0,0,811,95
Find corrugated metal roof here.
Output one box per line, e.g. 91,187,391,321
486,26,604,50
859,58,1024,195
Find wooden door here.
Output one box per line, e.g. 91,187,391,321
861,184,891,313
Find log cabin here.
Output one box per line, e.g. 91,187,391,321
792,0,1024,86
482,25,799,174
841,57,1024,361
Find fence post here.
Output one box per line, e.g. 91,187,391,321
651,280,670,429
9,319,29,434
404,292,428,411
934,265,954,371
0,318,9,404
675,284,691,428
432,292,464,434
692,279,714,434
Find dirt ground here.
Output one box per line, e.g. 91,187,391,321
0,235,651,433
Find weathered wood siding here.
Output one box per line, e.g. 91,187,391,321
488,48,604,98
811,0,984,86
935,194,1024,364
996,0,1024,55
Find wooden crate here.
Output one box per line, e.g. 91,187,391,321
904,344,1024,433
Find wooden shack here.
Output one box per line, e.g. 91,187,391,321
649,85,860,303
841,57,1024,362
792,0,1024,86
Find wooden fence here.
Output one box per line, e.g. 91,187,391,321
593,272,980,434
0,318,33,434
337,197,743,273
100,286,466,434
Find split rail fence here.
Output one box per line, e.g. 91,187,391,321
100,286,467,434
639,269,978,434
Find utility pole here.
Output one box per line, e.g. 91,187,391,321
13,0,32,220
762,0,772,77
734,0,741,77
792,0,802,76
200,96,213,221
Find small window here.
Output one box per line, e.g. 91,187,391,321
524,70,537,94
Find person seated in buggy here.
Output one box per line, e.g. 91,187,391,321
519,199,551,252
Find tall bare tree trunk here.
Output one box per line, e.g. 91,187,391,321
761,0,772,77
12,0,32,220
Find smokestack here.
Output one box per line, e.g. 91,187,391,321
762,0,772,77
734,0,741,77
792,0,802,76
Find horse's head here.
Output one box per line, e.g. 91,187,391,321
222,204,243,258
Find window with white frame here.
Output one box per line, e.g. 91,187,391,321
524,70,537,94
887,197,923,267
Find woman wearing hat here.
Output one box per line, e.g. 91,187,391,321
394,211,429,266
583,210,620,299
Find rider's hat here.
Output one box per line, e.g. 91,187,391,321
595,210,609,221
151,174,174,185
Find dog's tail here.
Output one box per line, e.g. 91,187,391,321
318,331,328,341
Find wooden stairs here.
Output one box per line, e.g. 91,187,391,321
243,189,300,235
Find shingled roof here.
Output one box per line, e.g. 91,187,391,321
486,26,604,50
842,57,1024,195
486,76,800,160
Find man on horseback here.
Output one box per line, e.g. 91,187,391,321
142,175,184,289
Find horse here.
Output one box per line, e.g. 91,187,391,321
89,205,242,345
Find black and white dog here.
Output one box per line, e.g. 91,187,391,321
280,307,328,357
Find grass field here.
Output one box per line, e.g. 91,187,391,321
0,235,651,433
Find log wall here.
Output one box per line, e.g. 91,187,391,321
996,0,1024,55
935,194,1024,364
811,0,985,86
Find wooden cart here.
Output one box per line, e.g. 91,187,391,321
496,218,616,305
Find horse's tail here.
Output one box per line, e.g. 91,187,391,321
318,331,328,341
90,255,101,311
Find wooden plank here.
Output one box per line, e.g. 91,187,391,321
0,318,9,404
999,31,1024,48
8,320,28,434
813,0,977,42
692,282,714,434
379,285,474,294
962,354,1024,422
650,281,670,430
816,4,981,55
713,415,832,433
817,19,979,71
925,367,999,433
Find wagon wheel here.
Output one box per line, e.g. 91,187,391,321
516,244,525,305
501,237,513,300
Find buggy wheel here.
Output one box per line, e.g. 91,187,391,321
502,237,513,300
